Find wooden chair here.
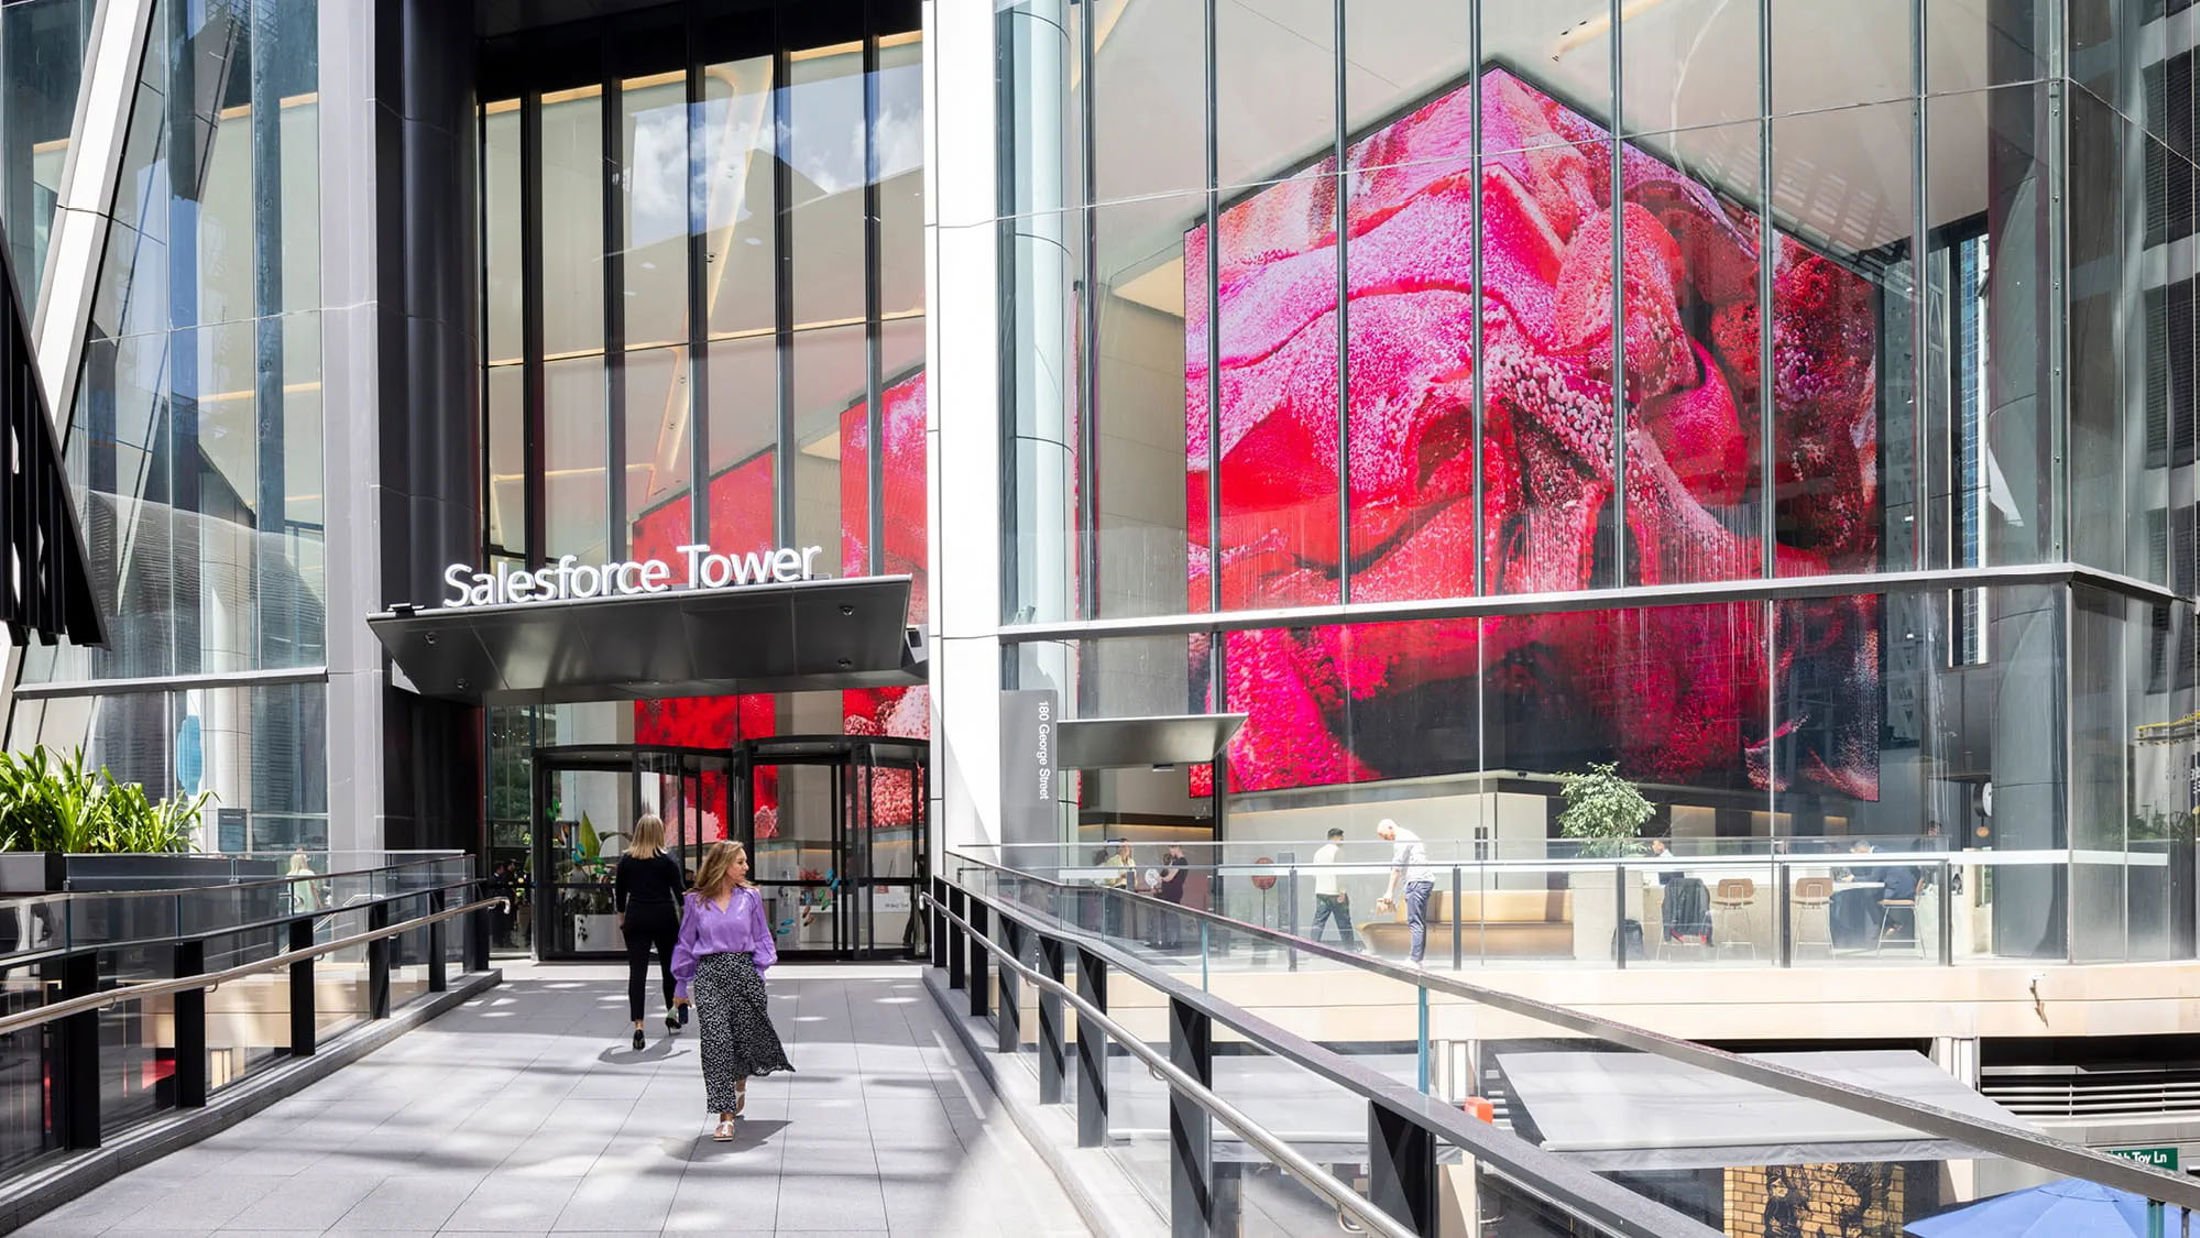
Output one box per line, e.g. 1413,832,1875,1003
1791,877,1833,958
1711,877,1757,959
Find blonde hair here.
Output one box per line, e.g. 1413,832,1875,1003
625,814,667,859
693,840,754,899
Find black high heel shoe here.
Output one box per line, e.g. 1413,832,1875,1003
678,1003,690,1027
665,1010,680,1034
631,1028,645,1051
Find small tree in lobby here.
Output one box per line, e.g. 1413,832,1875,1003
1557,762,1654,858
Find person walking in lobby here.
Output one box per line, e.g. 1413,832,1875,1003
1373,819,1436,967
615,815,686,1050
671,841,794,1141
1310,828,1356,949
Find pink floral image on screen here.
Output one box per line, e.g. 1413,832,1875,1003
1187,68,1880,799
840,368,931,829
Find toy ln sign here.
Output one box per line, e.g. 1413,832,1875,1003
441,543,826,608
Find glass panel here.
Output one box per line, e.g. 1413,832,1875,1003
1479,3,1611,141
701,56,776,339
1093,192,1201,618
624,344,691,540
1208,168,1341,607
1342,0,1466,136
0,0,94,290
876,34,923,316
1620,0,1760,134
1925,0,2049,95
791,324,866,561
1923,86,2056,576
200,78,253,325
271,0,321,315
541,85,605,358
0,962,54,1171
1621,121,1764,587
1214,0,1336,192
1769,100,1915,578
1770,0,1914,114
544,354,609,562
705,332,778,528
1090,0,1204,204
487,363,525,553
544,766,633,955
2067,90,2146,579
786,41,865,329
622,72,689,350
484,100,524,365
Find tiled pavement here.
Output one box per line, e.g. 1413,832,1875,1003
19,962,1091,1236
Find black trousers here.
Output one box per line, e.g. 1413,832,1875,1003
624,903,680,1021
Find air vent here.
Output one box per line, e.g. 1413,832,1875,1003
1981,1064,2200,1120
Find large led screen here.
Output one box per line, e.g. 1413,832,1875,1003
840,368,930,829
1187,68,1880,799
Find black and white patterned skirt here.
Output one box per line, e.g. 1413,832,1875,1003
692,951,794,1113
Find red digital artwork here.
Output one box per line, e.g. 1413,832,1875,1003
627,368,930,837
1186,68,1881,799
840,368,931,829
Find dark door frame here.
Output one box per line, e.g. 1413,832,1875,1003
531,742,733,961
734,734,929,961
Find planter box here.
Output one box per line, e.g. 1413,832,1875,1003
67,854,278,892
0,852,64,894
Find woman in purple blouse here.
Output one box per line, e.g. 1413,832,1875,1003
671,841,795,1140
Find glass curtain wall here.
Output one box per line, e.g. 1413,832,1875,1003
0,0,98,294
6,0,329,854
478,2,926,879
998,1,2200,961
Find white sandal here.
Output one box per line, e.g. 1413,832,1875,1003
735,1080,747,1117
712,1119,735,1142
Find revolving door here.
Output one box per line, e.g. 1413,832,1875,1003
735,735,929,960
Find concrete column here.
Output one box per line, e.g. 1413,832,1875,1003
316,0,386,856
925,0,1005,857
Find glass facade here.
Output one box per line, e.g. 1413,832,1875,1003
996,1,2200,961
477,5,927,890
5,0,328,851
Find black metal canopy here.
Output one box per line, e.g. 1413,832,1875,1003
368,574,924,705
1055,713,1247,769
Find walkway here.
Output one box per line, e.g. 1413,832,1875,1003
20,963,1090,1236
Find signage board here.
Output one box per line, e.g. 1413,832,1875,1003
2108,1146,2181,1172
1000,689,1059,846
440,543,826,608
215,807,248,854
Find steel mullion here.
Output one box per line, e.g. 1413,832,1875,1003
521,90,547,567
1610,0,1626,590
1204,0,1220,615
1333,0,1349,607
773,37,796,548
689,32,715,548
604,71,628,558
865,13,885,578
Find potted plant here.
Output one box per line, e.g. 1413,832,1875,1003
0,746,213,892
1557,762,1654,962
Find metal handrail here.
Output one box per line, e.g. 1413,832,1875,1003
934,901,1421,1238
0,894,505,1037
936,878,1724,1238
954,853,2200,1212
0,852,462,908
0,875,485,966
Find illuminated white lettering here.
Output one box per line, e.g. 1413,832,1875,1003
444,563,473,607
801,545,823,579
771,547,803,582
677,544,709,588
640,560,671,592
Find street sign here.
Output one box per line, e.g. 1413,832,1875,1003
2108,1146,2181,1172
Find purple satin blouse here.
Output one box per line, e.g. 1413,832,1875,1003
670,886,778,997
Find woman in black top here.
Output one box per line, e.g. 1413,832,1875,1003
615,815,686,1049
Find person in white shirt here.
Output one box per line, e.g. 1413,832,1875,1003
1309,827,1355,947
1374,819,1436,965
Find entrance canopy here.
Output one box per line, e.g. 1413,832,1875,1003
368,575,924,705
1056,713,1248,769
1495,1049,2033,1171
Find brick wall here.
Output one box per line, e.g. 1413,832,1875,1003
1724,1163,1907,1237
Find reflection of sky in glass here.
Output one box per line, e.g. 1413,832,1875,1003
702,59,775,236
781,48,864,201
872,60,922,182
626,90,688,248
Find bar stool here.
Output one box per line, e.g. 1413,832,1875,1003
1791,877,1833,959
1711,878,1757,959
1876,895,1921,955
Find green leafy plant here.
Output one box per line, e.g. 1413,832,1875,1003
0,745,209,854
1557,762,1655,858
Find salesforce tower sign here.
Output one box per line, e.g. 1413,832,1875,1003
441,543,827,608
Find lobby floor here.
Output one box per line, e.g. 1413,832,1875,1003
19,962,1090,1236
